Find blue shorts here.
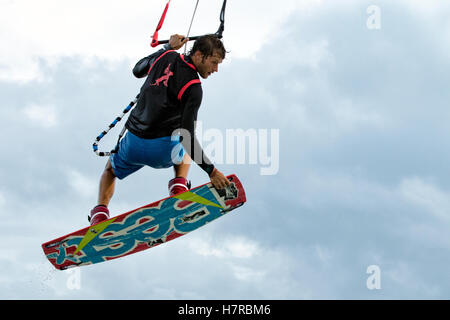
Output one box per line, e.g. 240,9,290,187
110,131,185,180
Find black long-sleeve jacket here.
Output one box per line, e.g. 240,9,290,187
126,47,214,175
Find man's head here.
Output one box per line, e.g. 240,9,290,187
189,35,226,79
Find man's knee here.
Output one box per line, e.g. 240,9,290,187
104,160,116,177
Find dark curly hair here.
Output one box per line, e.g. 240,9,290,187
188,34,226,61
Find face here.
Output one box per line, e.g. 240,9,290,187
193,50,223,79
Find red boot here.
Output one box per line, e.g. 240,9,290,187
168,177,191,196
89,205,110,225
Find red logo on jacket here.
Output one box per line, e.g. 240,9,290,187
151,64,173,87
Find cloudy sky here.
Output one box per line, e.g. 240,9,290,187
1,0,450,299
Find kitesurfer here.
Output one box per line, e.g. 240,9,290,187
89,34,230,225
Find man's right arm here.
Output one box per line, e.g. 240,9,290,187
133,34,189,78
132,44,170,78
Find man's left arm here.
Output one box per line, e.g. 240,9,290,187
180,85,230,189
180,85,215,175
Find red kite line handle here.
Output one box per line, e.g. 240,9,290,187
151,0,171,48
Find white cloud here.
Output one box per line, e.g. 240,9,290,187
230,265,266,282
188,235,261,259
332,99,388,133
67,169,97,199
314,244,334,265
0,0,324,82
0,192,5,208
384,261,441,298
399,177,450,223
22,104,58,128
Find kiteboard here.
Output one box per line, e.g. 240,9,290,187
42,174,246,270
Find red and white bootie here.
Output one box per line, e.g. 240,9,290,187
168,177,191,196
89,205,110,226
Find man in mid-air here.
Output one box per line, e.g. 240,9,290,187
89,34,230,225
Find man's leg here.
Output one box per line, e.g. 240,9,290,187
169,153,192,196
173,153,191,178
89,159,116,225
98,159,116,207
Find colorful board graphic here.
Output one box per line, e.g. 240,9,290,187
42,174,246,270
